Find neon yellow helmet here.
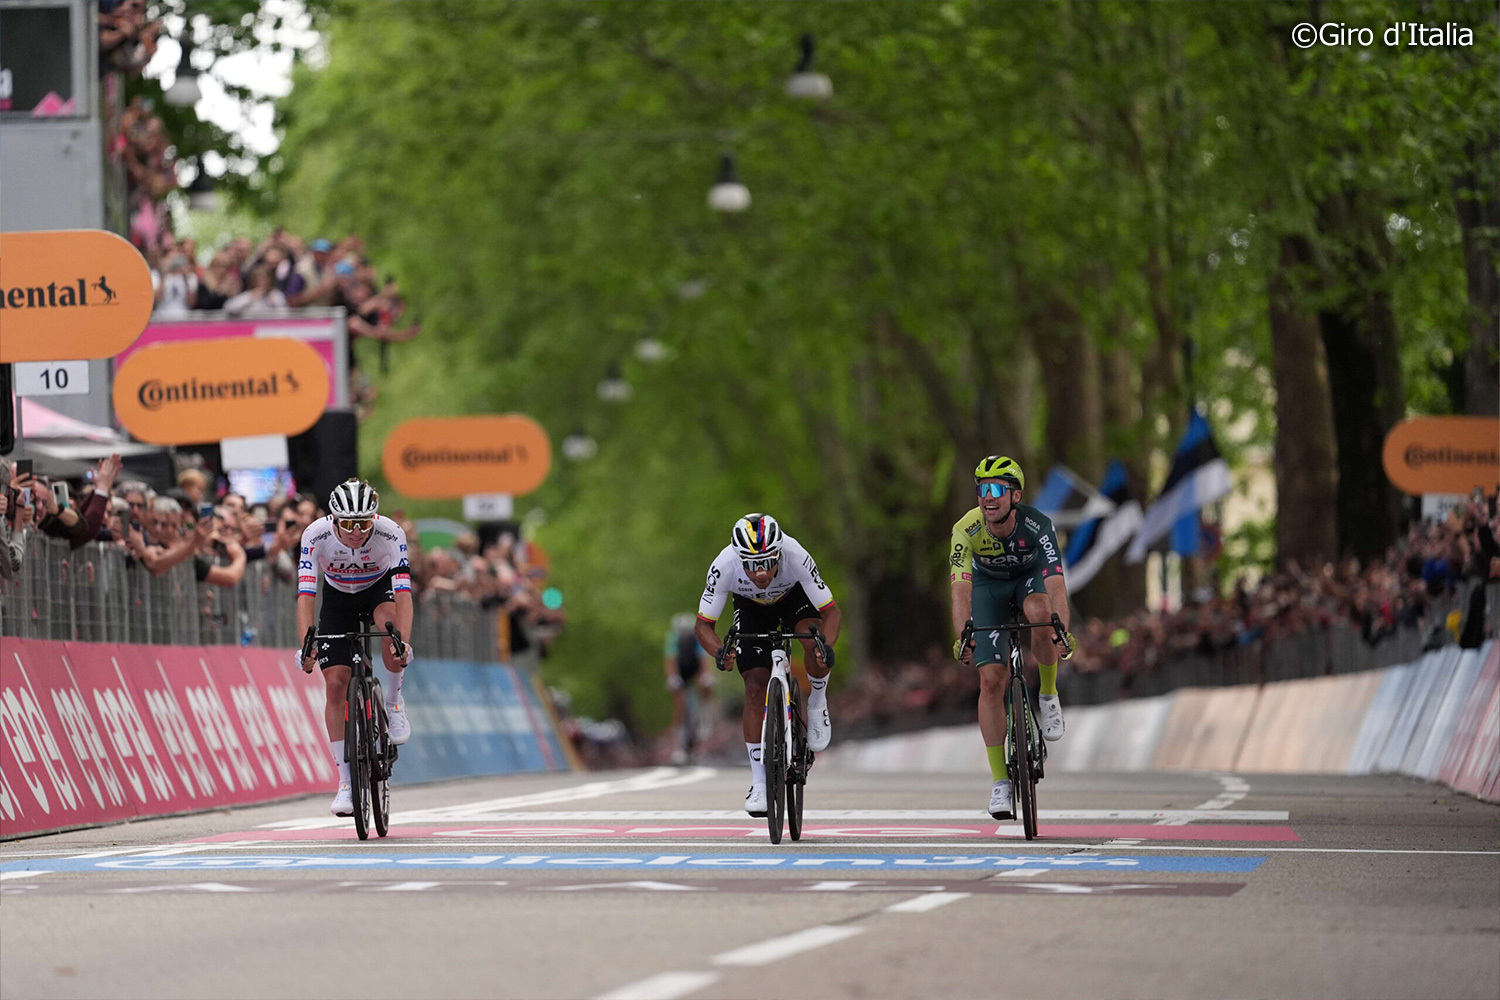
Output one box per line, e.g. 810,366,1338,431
973,455,1024,491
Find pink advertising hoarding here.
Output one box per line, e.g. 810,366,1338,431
116,309,348,409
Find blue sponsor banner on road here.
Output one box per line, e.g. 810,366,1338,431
394,659,569,784
0,853,1268,874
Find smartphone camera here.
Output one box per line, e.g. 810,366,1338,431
51,482,69,508
198,503,216,521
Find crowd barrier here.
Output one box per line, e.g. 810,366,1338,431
0,639,575,839
823,640,1500,803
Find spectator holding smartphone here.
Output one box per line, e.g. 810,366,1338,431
32,454,120,550
1,461,35,581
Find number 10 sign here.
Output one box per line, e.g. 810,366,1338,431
13,360,90,396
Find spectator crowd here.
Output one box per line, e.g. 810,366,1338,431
1,458,562,662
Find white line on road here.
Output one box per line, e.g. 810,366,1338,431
595,971,721,1000
369,808,1291,822
0,871,52,881
711,924,865,966
884,891,972,912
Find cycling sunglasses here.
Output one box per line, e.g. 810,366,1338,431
977,482,1017,499
742,556,779,574
335,517,374,532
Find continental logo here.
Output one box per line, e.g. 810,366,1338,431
113,338,329,446
382,415,553,499
0,277,117,310
138,371,302,410
0,229,154,363
400,444,532,470
1382,417,1500,495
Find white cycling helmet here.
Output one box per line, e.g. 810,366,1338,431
328,478,379,519
731,513,783,563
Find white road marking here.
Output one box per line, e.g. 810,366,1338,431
0,871,52,881
259,767,717,830
357,808,1290,822
884,891,971,912
711,925,865,966
595,971,721,1000
1103,774,1252,845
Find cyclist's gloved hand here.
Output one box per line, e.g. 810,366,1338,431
398,641,415,665
1054,630,1076,660
666,674,684,692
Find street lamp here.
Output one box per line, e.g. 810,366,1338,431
785,33,833,100
163,37,202,108
186,164,218,213
596,363,632,402
707,153,751,213
562,428,598,461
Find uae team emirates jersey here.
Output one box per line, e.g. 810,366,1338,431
297,515,412,596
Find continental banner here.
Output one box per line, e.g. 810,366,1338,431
0,230,154,363
112,337,330,445
382,415,552,498
1381,416,1500,496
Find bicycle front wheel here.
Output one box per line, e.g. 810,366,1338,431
371,702,391,838
348,678,372,841
1010,674,1037,841
764,676,787,844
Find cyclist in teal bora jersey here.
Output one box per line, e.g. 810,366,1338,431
949,456,1075,820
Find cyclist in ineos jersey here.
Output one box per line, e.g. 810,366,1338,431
297,479,415,817
695,513,841,816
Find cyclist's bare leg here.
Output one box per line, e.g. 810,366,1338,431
741,665,770,742
976,661,1009,747
670,686,687,746
1022,593,1055,665
322,664,353,740
372,602,404,673
795,617,828,688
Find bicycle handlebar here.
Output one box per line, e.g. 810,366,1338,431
961,614,1072,657
301,622,409,664
714,625,835,670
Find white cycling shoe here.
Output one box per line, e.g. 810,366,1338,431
1038,694,1065,742
744,782,768,817
988,780,1015,820
808,701,832,751
330,783,354,817
386,705,411,746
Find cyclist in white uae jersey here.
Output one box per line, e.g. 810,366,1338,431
695,513,841,816
295,479,415,817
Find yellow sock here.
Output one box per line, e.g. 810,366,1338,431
986,745,1008,781
1038,661,1058,696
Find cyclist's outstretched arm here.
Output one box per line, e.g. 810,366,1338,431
296,592,316,670
1043,572,1070,633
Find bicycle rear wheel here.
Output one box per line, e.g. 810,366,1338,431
348,678,372,841
1009,674,1036,841
764,676,787,844
787,696,807,842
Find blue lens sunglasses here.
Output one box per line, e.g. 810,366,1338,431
977,482,1015,499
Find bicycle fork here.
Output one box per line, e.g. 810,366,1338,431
761,649,796,765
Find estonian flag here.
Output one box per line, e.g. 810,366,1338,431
1064,459,1143,591
1126,409,1233,564
1034,465,1117,529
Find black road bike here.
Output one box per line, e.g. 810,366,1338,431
302,617,408,841
716,625,834,844
963,613,1070,841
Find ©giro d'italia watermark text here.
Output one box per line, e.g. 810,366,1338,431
1292,21,1475,49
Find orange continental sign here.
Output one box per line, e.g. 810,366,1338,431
0,229,154,363
1381,416,1500,495
382,415,552,498
113,338,329,445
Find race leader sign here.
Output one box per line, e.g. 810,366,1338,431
0,230,154,362
382,415,552,498
1381,416,1500,496
112,338,329,445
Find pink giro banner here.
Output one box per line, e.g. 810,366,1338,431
1,640,334,838
115,314,347,409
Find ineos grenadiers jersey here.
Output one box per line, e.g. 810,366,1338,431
297,515,413,596
948,503,1064,584
697,534,835,623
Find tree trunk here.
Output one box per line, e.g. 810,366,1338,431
1077,343,1150,621
1316,192,1406,562
1033,297,1105,480
1452,138,1500,417
1267,234,1339,565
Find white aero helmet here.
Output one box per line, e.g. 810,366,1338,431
328,478,379,519
731,513,783,565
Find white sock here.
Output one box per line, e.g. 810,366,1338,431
383,665,404,709
809,675,828,708
331,740,350,783
746,742,765,784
